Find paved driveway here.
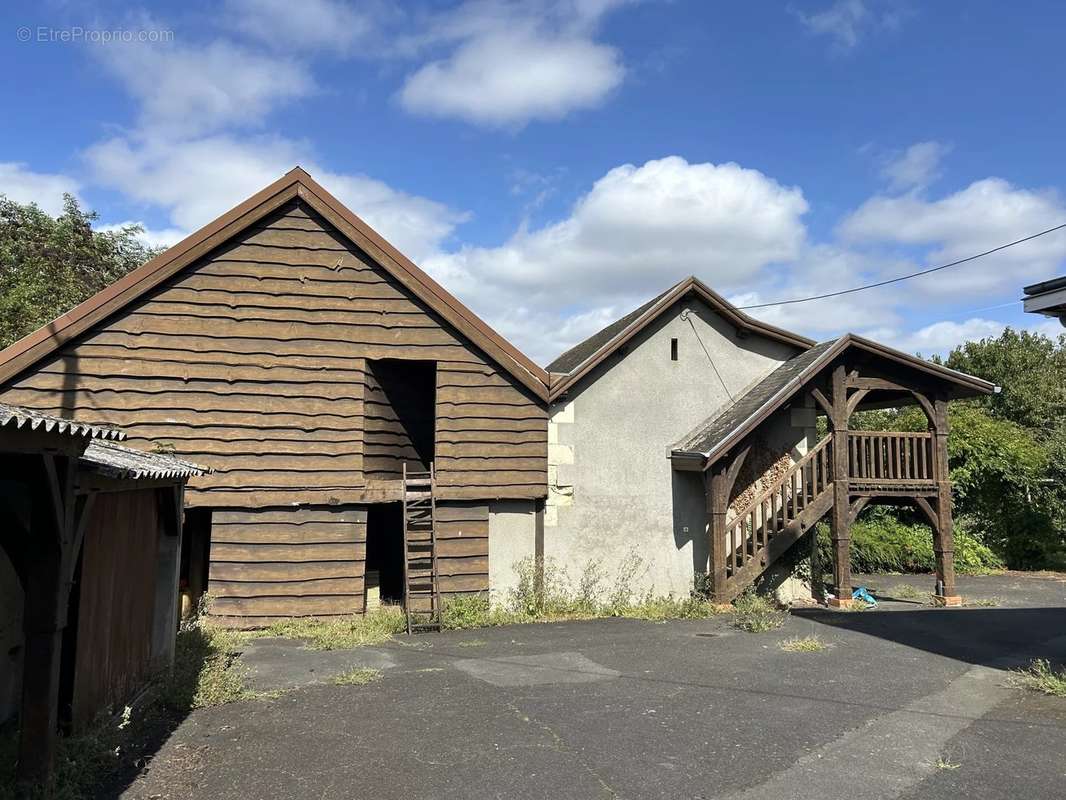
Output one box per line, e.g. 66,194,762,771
119,574,1066,800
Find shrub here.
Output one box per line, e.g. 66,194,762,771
732,591,788,632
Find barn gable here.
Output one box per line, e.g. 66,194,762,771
0,171,548,509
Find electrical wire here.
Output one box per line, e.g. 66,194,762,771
737,222,1066,310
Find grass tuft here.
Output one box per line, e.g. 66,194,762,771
966,597,1001,608
263,606,407,650
161,624,256,710
934,758,961,770
1010,659,1066,697
732,591,788,633
331,668,383,686
886,583,929,601
779,635,828,653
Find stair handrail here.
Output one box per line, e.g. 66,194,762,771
726,434,833,529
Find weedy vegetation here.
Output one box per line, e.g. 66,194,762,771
1010,659,1066,697
779,635,828,653
732,591,789,632
331,668,383,686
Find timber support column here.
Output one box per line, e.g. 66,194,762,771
932,396,961,606
705,465,729,605
17,454,74,789
829,364,853,607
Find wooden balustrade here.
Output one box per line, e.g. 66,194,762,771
847,431,934,486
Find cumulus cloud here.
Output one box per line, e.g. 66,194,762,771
881,140,951,192
96,220,188,250
0,163,81,215
95,36,315,136
397,0,631,126
865,317,1007,356
420,156,809,361
839,177,1066,298
86,134,467,263
224,0,380,53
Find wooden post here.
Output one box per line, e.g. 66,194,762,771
932,397,960,605
829,364,853,606
151,485,185,669
705,465,729,604
17,455,73,788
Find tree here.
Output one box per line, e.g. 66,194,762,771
0,194,160,350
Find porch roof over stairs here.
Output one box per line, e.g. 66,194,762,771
671,333,997,469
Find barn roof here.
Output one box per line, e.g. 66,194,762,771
672,333,997,467
0,402,124,441
546,276,815,401
0,168,550,401
80,440,209,480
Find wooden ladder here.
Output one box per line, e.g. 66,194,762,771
402,462,441,633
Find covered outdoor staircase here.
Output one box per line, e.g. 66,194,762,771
717,435,834,601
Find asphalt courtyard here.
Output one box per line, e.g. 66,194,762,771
119,574,1066,800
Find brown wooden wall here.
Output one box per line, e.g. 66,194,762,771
207,502,487,627
71,489,160,729
208,506,368,627
0,199,547,507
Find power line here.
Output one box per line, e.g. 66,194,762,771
737,222,1066,310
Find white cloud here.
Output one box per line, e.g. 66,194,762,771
839,177,1066,297
96,220,187,250
400,30,623,126
793,0,905,50
224,0,379,53
866,317,1007,356
794,0,869,48
881,140,951,192
86,134,467,263
397,1,631,126
0,163,81,215
423,156,809,360
95,36,315,136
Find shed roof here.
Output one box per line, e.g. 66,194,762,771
0,168,549,401
0,402,124,441
545,276,815,401
80,440,209,480
672,333,998,466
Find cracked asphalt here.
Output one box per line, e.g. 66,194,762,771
117,573,1066,800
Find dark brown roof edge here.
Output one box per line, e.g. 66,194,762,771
0,168,549,401
547,276,816,402
672,333,998,466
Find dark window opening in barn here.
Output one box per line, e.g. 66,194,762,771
670,338,679,361
365,502,405,606
366,359,437,476
179,509,212,619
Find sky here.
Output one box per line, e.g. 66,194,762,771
1,0,1064,365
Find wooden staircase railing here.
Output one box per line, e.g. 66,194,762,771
719,435,834,601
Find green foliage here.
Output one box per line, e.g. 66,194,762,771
815,511,1003,575
849,328,1066,570
441,555,728,629
1010,659,1066,697
161,624,254,711
264,606,407,650
732,591,788,632
0,195,160,349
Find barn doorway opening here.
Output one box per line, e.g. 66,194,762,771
365,502,405,608
365,359,437,477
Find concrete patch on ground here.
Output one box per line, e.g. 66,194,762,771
715,663,1015,800
452,650,620,687
241,638,396,692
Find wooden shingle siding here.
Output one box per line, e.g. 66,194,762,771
208,506,367,627
434,502,490,596
0,200,547,506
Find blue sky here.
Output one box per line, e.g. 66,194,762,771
1,0,1064,363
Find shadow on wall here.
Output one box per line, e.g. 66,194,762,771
671,469,708,583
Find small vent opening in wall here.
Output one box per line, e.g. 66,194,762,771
670,338,678,361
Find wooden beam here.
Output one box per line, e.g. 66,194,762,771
931,396,958,599
705,465,730,603
830,363,853,600
809,387,833,419
845,388,872,419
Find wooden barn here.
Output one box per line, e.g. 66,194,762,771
0,169,549,630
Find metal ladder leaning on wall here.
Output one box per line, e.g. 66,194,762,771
402,462,442,633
